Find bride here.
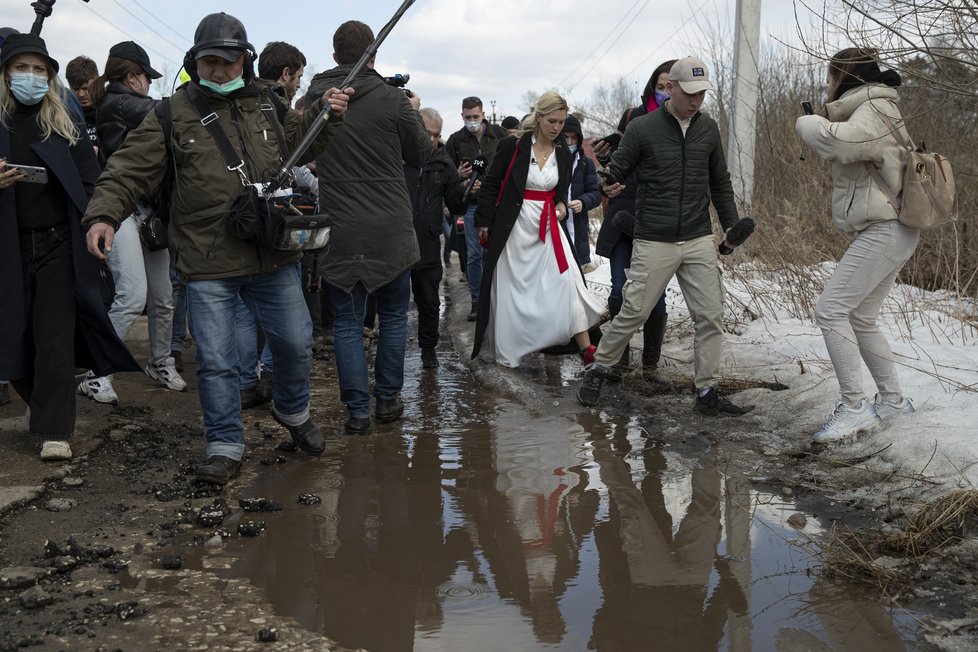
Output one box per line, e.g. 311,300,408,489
471,91,605,368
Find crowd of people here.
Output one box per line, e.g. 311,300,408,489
0,9,920,479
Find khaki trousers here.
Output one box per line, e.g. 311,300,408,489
594,236,724,389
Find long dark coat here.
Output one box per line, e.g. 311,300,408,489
0,120,139,381
471,133,573,359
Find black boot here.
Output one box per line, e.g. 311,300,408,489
0,382,9,406
642,313,669,385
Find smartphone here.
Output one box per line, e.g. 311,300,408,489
6,163,48,184
801,101,814,115
596,132,621,149
460,157,472,167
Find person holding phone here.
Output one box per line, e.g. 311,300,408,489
0,34,138,461
795,48,919,443
471,92,605,368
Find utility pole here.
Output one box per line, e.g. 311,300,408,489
727,0,761,212
490,99,497,125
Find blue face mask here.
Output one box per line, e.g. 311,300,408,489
200,75,245,96
654,90,670,107
9,72,49,106
568,144,579,154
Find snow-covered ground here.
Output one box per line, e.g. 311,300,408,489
585,255,978,489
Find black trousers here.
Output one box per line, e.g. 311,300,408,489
12,223,76,439
410,264,443,350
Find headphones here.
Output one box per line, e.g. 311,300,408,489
183,39,257,83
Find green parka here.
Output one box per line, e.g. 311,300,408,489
607,105,739,242
83,82,337,280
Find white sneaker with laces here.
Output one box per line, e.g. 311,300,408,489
813,399,882,443
77,372,118,405
873,394,915,420
145,361,187,392
40,440,72,461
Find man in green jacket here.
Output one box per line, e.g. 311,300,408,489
83,13,351,484
576,56,749,416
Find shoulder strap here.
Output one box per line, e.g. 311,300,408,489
495,140,521,206
188,88,249,184
625,107,635,126
866,107,912,209
256,86,291,162
155,97,172,158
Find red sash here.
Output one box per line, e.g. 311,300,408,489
523,188,568,273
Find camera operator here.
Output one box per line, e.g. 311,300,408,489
83,12,351,484
304,20,428,436
445,96,508,321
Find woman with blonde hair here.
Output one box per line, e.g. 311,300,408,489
796,47,919,443
471,91,605,367
0,33,137,460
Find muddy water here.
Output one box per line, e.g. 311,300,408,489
184,349,924,651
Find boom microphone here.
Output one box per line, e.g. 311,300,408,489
461,156,487,203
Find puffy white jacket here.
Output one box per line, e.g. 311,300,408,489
795,84,910,233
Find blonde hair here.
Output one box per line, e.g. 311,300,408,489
519,91,568,137
0,62,80,145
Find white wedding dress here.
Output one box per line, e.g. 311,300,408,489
481,148,606,368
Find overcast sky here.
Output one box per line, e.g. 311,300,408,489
0,0,812,136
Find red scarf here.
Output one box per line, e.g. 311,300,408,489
523,188,568,273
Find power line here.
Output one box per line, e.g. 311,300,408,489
129,0,192,47
556,0,646,89
73,0,183,71
568,0,654,92
109,0,188,54
621,0,712,82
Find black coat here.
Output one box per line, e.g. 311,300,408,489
471,133,572,359
594,104,647,258
0,120,139,381
403,144,466,270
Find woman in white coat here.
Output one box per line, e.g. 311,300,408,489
795,48,919,444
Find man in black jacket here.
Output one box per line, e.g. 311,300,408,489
405,108,467,368
445,96,508,321
577,57,749,416
305,20,428,435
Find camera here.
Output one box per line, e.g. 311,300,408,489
383,72,414,97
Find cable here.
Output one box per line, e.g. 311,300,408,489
568,0,654,93
109,0,187,53
556,0,646,89
621,0,712,87
129,0,192,46
73,0,183,71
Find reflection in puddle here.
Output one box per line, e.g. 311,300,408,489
171,354,925,651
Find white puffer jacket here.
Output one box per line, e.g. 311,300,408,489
795,83,910,233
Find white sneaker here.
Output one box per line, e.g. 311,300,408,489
77,372,118,405
145,361,187,392
873,394,915,420
40,440,72,461
813,399,882,443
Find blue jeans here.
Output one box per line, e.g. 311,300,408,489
235,298,276,390
329,269,411,418
187,265,312,460
609,236,666,317
170,261,188,352
462,203,483,302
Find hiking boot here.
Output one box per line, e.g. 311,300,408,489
421,347,438,369
577,364,609,407
873,394,915,420
466,302,478,322
195,456,241,485
0,382,10,406
145,360,187,392
272,414,325,455
694,387,751,417
813,400,881,443
344,416,371,435
40,440,72,461
579,345,597,366
171,350,184,372
78,372,118,405
376,396,405,423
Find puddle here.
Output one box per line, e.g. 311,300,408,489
162,345,927,650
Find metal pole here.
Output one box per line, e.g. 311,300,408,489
727,0,761,211
265,0,416,194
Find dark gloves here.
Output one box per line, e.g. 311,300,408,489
611,210,634,238
719,217,755,255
